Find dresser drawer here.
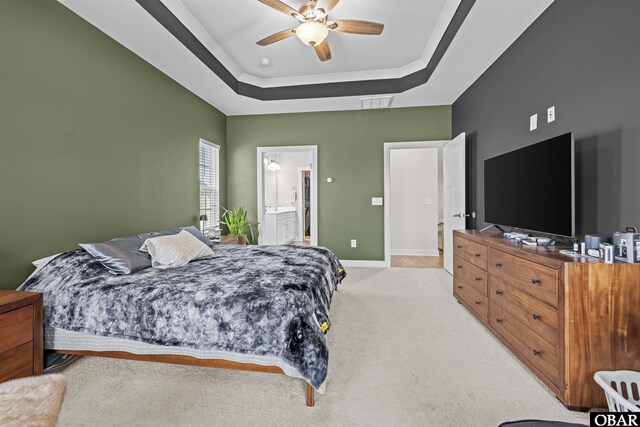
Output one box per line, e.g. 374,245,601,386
0,306,33,354
455,277,488,322
454,235,488,270
454,256,488,296
490,303,559,387
490,276,559,348
488,249,559,307
0,341,34,382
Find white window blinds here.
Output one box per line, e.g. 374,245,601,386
199,139,220,236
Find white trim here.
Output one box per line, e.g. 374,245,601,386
257,146,318,247
390,249,441,257
199,138,219,149
340,260,388,268
384,140,448,268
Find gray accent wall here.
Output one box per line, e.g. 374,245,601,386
453,0,640,237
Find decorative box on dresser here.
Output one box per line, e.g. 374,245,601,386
453,230,640,410
0,291,43,383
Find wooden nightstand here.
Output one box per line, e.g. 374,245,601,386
0,291,43,383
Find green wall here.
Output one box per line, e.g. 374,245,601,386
0,0,227,289
226,107,451,261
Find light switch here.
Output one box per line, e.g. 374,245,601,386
530,114,538,131
372,197,383,206
351,239,357,248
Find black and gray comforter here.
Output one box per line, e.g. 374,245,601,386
19,245,346,389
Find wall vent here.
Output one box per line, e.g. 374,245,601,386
361,96,393,110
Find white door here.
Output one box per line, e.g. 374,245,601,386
443,133,466,274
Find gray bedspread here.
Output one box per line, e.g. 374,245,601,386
19,245,346,389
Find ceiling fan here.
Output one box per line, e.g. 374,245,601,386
256,0,384,62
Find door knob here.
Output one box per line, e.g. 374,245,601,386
453,213,470,218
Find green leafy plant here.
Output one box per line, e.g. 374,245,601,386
220,206,259,244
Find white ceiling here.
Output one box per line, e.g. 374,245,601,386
58,0,553,116
178,0,450,82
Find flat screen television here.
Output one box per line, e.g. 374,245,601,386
484,132,575,237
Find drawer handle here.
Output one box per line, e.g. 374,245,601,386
456,245,463,249
531,278,540,285
457,285,463,289
532,313,541,320
495,318,503,323
532,349,541,357
474,277,481,282
474,253,481,257
495,262,502,268
474,301,481,305
457,265,463,269
495,290,503,296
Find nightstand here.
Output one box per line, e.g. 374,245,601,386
0,291,43,383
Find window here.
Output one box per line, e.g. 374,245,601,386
199,139,220,236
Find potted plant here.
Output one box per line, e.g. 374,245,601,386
220,206,259,244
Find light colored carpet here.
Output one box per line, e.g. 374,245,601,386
56,268,590,426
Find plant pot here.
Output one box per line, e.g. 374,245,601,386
219,235,245,245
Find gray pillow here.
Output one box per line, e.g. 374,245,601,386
138,226,213,250
80,235,151,275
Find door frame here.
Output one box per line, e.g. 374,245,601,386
257,146,318,246
383,140,448,267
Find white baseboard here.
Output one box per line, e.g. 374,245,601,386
341,260,389,268
390,249,440,256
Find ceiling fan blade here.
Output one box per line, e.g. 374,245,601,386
315,0,340,14
257,0,300,19
327,20,384,35
257,28,297,46
314,41,332,62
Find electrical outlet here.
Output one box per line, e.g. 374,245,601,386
371,197,383,206
530,114,538,131
351,239,357,248
547,106,556,123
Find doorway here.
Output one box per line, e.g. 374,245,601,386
389,147,442,268
383,140,447,268
257,146,318,246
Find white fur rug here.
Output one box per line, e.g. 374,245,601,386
0,374,66,427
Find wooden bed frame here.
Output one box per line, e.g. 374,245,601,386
54,349,315,407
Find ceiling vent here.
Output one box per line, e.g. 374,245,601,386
361,96,393,110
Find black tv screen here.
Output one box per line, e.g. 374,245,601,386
484,132,575,237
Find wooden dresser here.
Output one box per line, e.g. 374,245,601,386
453,230,640,410
0,291,43,383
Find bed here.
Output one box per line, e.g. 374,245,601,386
19,244,345,407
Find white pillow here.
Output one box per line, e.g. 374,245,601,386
32,254,62,269
141,230,214,270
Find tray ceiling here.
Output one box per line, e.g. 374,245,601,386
57,0,553,115
176,0,453,84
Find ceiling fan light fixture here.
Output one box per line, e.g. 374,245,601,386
296,21,328,46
